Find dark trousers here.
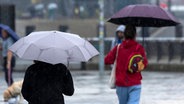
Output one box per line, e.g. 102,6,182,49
3,57,15,86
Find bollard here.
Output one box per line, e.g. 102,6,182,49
81,62,86,70
25,25,36,35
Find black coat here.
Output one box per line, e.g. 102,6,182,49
21,62,74,104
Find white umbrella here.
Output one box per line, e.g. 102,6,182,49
9,31,99,64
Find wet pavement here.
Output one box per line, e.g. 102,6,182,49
0,71,184,104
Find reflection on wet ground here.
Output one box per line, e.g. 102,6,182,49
0,71,184,104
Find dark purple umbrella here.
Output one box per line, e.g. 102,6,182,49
108,4,180,27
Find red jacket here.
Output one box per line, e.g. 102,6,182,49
105,39,148,87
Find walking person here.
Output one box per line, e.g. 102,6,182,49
105,25,148,104
110,25,125,69
47,2,58,20
111,25,125,49
0,29,15,86
21,61,74,104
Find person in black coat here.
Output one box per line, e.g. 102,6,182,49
21,61,74,104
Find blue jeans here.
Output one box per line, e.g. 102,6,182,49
116,85,141,104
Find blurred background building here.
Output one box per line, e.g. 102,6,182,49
0,0,184,71
0,0,183,19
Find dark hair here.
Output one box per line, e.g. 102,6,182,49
1,29,10,38
124,25,136,39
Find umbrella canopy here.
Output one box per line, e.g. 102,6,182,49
9,31,99,64
0,24,19,42
107,4,180,27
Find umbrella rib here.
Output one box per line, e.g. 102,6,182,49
36,49,44,60
84,40,93,57
68,45,87,61
61,34,84,46
21,43,41,59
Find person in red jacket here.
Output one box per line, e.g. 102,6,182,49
105,25,148,104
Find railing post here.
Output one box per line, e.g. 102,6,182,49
168,41,174,62
157,41,162,61
181,41,184,62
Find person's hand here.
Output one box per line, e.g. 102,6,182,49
137,60,144,72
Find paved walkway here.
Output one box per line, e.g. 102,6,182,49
0,71,184,104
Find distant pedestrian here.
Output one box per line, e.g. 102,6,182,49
0,29,15,86
110,25,125,68
111,25,125,49
21,61,74,104
105,25,148,104
47,2,58,20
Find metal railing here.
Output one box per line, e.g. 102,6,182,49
88,37,184,64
